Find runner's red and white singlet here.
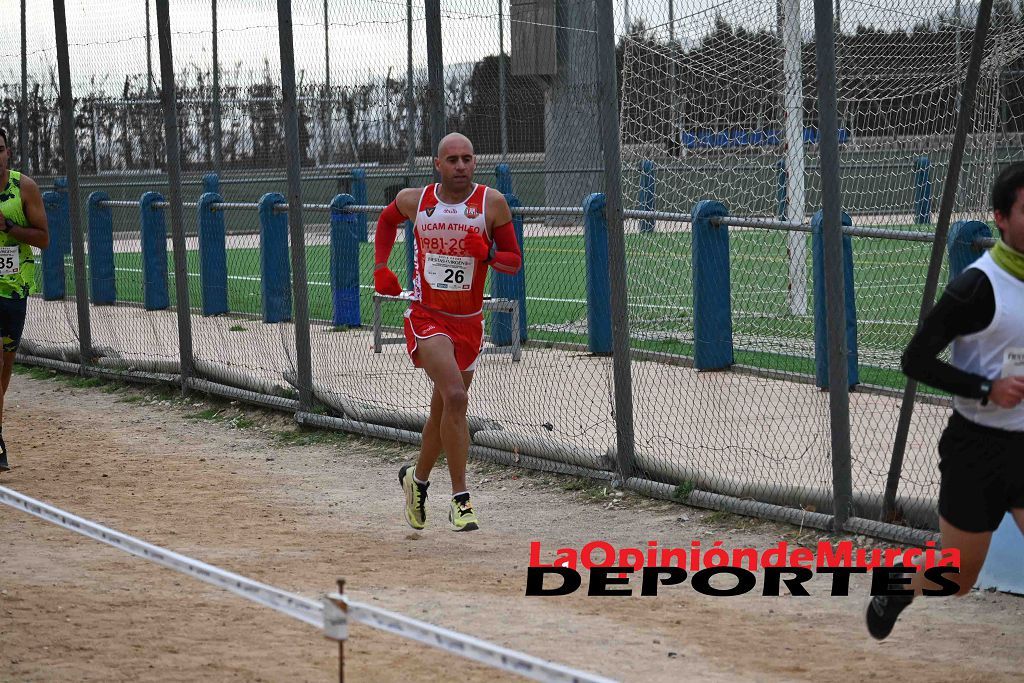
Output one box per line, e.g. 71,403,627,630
411,183,490,317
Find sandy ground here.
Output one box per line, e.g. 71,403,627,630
23,298,950,527
1,371,1022,683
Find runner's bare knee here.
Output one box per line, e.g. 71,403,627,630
441,385,468,414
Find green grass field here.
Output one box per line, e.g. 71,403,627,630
72,223,956,392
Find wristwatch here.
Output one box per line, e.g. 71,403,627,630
1,218,13,234
979,380,993,406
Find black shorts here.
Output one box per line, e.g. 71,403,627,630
938,411,1024,533
0,295,27,353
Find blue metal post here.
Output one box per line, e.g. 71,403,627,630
352,168,368,242
495,163,513,195
198,192,229,315
638,159,656,233
41,190,67,300
490,191,527,345
258,192,292,323
812,209,859,388
583,193,612,354
54,177,71,256
947,220,992,279
691,200,733,369
87,191,115,305
202,172,220,195
139,192,170,310
330,194,362,327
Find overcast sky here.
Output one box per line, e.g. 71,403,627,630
0,0,972,93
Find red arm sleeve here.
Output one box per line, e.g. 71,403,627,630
488,221,522,275
374,201,406,267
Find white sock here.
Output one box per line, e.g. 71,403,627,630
413,474,429,486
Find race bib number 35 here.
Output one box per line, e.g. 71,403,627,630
0,246,19,276
424,252,475,291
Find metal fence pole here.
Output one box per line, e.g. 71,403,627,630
883,0,994,522
278,0,315,412
146,0,156,170
146,0,154,94
595,0,637,479
498,0,508,160
212,0,223,173
425,0,445,167
323,0,332,165
405,0,417,185
155,0,195,385
812,0,853,530
52,0,92,366
91,102,100,173
19,0,28,172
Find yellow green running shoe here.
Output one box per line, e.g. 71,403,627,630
399,464,428,530
449,494,479,532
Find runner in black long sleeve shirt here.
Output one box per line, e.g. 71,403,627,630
867,161,1024,642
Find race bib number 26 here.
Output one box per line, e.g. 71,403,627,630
424,252,474,291
0,246,19,276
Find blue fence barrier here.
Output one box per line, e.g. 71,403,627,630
691,200,733,370
139,191,170,311
490,191,527,345
41,189,67,300
87,191,116,305
330,193,362,327
812,210,859,389
198,192,229,316
583,193,612,354
258,193,292,323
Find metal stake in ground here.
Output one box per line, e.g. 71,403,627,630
337,579,346,683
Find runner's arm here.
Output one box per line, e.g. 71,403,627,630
486,222,521,275
373,188,418,295
374,188,418,266
3,176,49,249
900,269,993,398
484,188,521,275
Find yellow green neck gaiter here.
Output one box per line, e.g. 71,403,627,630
991,239,1024,281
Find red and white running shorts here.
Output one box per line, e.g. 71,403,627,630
403,305,485,372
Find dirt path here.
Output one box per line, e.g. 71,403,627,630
1,370,1021,682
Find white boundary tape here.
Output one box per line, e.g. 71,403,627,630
0,485,324,627
344,600,616,683
0,486,616,683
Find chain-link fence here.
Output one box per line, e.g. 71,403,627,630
8,0,1024,543
618,0,1024,528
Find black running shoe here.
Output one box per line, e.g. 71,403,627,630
866,593,913,640
0,435,9,472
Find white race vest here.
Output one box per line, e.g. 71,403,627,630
951,252,1024,431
